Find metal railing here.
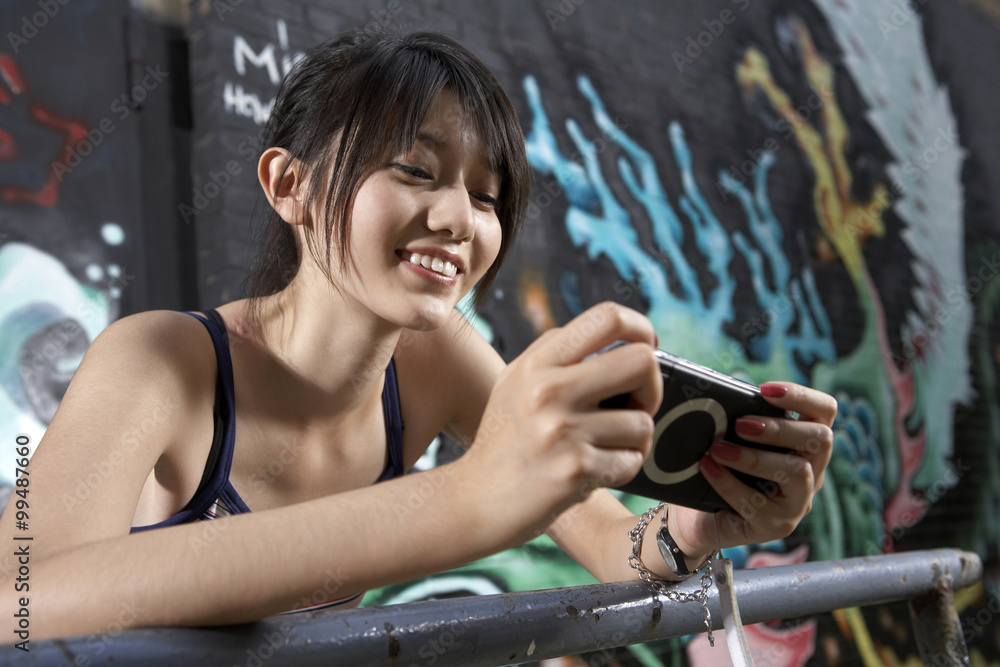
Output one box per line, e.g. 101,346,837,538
7,548,983,666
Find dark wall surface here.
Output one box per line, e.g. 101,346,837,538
0,0,194,446
183,1,1000,664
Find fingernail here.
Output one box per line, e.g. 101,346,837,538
654,333,659,349
701,456,723,478
760,383,788,398
735,417,766,436
711,441,741,461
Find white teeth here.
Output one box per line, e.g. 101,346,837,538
407,252,458,278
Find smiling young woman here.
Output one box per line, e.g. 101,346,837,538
0,31,835,642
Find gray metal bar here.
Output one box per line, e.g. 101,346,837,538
7,548,983,667
908,562,971,667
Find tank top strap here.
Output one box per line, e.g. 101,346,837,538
379,357,405,480
130,309,238,532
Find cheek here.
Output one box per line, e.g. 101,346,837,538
478,217,503,270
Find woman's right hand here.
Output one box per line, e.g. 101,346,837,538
456,302,662,543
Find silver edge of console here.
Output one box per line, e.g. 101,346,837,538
653,349,761,397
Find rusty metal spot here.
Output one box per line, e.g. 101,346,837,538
566,605,579,617
385,622,400,659
650,605,662,629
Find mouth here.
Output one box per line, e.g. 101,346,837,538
397,249,465,286
405,251,458,278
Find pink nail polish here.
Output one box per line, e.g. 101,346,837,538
760,383,788,398
735,417,766,436
711,441,741,461
701,456,723,478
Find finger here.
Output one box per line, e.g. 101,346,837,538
535,302,656,365
700,457,806,540
759,382,838,425
736,415,832,497
733,415,834,462
706,442,813,500
580,408,656,456
565,341,662,415
728,414,833,496
572,410,656,490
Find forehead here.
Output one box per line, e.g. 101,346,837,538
412,90,495,174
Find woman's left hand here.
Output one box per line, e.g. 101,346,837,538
669,381,837,560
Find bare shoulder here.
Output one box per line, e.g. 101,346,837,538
64,310,220,413
0,310,218,562
52,309,218,423
393,309,505,451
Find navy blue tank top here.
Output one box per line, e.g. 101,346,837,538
129,310,404,611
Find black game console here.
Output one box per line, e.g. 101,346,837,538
599,346,787,513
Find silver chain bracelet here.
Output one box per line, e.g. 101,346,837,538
628,503,718,646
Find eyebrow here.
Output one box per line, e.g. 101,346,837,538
415,131,448,149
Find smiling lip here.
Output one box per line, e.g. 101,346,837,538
401,246,465,273
397,249,462,286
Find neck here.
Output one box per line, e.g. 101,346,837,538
232,273,401,429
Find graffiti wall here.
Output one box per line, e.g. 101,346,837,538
0,0,195,489
185,0,1000,664
4,0,994,663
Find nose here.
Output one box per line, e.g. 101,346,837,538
425,184,476,241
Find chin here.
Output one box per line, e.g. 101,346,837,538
389,300,453,332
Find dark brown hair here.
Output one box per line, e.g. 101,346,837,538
241,30,529,333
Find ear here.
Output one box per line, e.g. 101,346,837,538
258,147,307,225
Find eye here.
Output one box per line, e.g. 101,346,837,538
393,163,432,180
471,192,498,208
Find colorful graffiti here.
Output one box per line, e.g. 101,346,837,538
0,40,129,486
0,243,122,484
0,53,87,207
365,1,1000,665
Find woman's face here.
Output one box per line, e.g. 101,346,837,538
321,89,503,330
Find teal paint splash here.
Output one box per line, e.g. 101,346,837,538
523,74,835,383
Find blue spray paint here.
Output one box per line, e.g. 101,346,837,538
523,74,835,383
